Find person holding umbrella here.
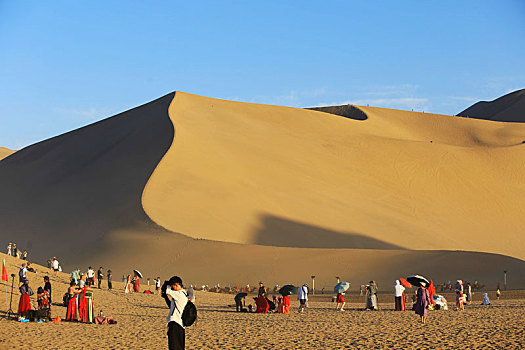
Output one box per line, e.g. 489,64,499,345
334,282,349,311
408,276,431,323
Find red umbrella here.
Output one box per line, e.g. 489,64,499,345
399,278,412,289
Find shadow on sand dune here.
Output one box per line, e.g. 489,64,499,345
308,105,368,121
253,215,403,249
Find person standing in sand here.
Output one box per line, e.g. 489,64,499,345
415,282,430,324
298,283,309,312
336,292,346,311
258,282,267,298
366,281,378,310
124,275,133,293
78,273,86,289
97,267,104,289
52,257,60,276
162,276,188,350
87,266,95,287
7,242,12,256
107,270,113,290
394,280,405,311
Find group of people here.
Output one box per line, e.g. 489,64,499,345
70,266,113,290
7,242,28,260
124,272,141,293
17,276,52,318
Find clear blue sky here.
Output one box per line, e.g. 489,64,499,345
1,1,524,149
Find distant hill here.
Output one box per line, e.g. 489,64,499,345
457,89,525,122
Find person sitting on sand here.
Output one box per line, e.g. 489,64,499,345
255,296,269,313
415,282,430,323
481,293,491,305
37,287,50,310
26,261,36,273
18,279,33,317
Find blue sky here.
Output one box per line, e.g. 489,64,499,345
1,1,524,149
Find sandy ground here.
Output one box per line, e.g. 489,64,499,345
0,259,523,349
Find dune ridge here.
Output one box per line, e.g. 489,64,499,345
458,88,525,122
0,147,15,160
143,92,525,260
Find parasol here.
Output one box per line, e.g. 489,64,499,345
133,270,143,278
399,278,412,289
406,275,430,287
279,284,298,296
334,282,350,294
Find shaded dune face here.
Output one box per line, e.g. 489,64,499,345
458,89,525,123
0,93,175,259
143,92,525,260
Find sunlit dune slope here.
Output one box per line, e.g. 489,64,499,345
143,92,525,259
0,147,15,160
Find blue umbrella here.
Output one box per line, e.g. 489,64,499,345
334,282,350,294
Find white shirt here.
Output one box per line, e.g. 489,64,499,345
298,286,308,300
87,269,95,278
19,267,27,278
52,260,59,269
166,289,188,328
394,284,405,297
78,279,85,288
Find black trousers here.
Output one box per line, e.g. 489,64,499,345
394,296,402,311
167,321,185,350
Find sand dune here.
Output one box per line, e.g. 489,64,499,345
0,147,15,161
1,91,525,289
458,88,525,122
144,92,525,260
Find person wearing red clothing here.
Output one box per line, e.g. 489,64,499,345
18,279,33,316
336,292,346,311
255,297,269,313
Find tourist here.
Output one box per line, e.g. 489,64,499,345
155,277,162,295
366,281,378,310
78,273,86,289
18,263,28,287
482,293,491,305
65,281,81,321
277,294,291,314
22,250,28,260
162,276,188,350
97,267,104,289
187,285,195,303
18,279,33,317
255,296,269,313
298,283,309,312
466,282,472,305
52,257,60,276
37,287,50,310
394,280,405,311
125,275,133,293
7,242,12,256
107,269,113,290
455,280,465,310
414,282,430,323
43,276,52,303
87,266,95,286
234,293,246,312
71,268,80,284
133,272,141,292
13,244,18,259
258,282,267,298
496,284,501,300
336,291,346,311
26,261,35,273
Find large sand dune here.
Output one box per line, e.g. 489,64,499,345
1,91,524,288
458,88,525,122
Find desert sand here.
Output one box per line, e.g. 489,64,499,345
0,147,14,161
1,91,525,289
0,255,523,350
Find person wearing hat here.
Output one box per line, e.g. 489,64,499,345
52,257,60,276
298,283,309,312
162,276,188,349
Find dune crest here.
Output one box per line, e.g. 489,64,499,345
0,146,15,160
142,92,525,260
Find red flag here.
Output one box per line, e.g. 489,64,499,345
399,278,412,289
1,259,7,282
